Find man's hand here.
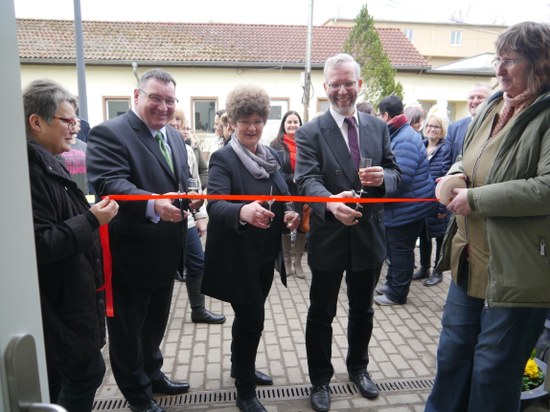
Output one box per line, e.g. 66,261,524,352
154,192,187,222
359,166,384,187
326,191,362,226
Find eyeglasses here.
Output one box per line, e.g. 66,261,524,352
237,119,265,128
327,81,357,91
139,89,178,106
52,116,77,130
425,124,441,130
492,57,522,69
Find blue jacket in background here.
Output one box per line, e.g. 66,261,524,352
384,122,435,227
424,138,453,238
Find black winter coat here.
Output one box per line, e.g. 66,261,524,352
27,140,106,370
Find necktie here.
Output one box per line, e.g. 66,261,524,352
344,117,360,169
155,131,174,174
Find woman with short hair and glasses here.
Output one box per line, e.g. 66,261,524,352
24,79,119,412
202,84,300,412
425,21,550,412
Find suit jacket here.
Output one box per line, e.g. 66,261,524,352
447,116,471,163
295,110,401,272
86,110,188,287
202,144,291,305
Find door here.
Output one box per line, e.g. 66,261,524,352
0,0,52,410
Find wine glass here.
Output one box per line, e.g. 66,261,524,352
187,178,202,211
265,185,274,227
355,157,373,210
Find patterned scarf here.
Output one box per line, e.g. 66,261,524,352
283,134,297,172
491,90,536,136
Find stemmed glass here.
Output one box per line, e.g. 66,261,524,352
355,157,372,210
187,178,202,211
265,185,274,227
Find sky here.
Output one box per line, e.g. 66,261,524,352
13,0,550,26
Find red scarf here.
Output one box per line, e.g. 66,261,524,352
283,134,297,171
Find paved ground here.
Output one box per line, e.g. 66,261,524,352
94,249,450,411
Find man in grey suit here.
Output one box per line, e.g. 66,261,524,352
295,53,401,412
87,69,192,412
447,83,492,163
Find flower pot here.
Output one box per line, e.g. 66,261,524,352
521,358,548,401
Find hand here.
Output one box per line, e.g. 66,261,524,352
447,188,471,216
154,192,187,222
326,191,362,226
195,217,207,237
240,201,275,229
284,211,300,231
188,197,204,211
90,197,119,226
359,166,384,187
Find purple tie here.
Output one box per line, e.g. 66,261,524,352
344,117,360,169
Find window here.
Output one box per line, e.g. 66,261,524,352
192,98,216,133
317,99,330,114
103,97,131,120
404,28,414,42
450,31,462,46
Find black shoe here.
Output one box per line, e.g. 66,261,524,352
310,384,330,412
349,371,379,399
151,376,190,395
236,396,267,412
231,369,273,386
129,400,165,412
191,307,226,324
423,271,443,286
412,266,430,280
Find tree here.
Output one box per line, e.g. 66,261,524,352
343,5,404,108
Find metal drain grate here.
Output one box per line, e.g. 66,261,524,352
93,378,434,411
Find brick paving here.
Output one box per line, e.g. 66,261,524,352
95,254,449,411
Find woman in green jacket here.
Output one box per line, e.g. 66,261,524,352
425,21,550,412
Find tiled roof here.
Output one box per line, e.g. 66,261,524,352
16,19,429,69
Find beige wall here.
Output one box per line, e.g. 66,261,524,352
20,63,497,141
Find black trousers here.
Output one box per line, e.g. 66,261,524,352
107,281,174,406
306,267,379,385
230,260,275,400
48,351,105,412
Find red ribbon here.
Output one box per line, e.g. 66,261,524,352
99,193,438,316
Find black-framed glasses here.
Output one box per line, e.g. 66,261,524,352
139,89,178,106
327,81,356,91
52,116,77,129
492,57,522,69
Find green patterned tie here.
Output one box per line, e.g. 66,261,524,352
155,131,174,174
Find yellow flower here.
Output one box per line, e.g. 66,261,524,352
525,358,541,380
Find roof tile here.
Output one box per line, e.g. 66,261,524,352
17,19,429,68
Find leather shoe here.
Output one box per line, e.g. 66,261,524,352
231,369,273,386
129,399,165,412
349,371,379,399
412,266,430,280
191,307,226,324
151,376,190,395
310,384,330,412
236,396,267,412
423,271,443,286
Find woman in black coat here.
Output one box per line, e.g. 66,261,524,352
24,79,118,412
202,84,300,412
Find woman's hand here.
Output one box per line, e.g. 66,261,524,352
447,188,472,216
284,211,300,231
240,201,275,229
90,197,119,225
